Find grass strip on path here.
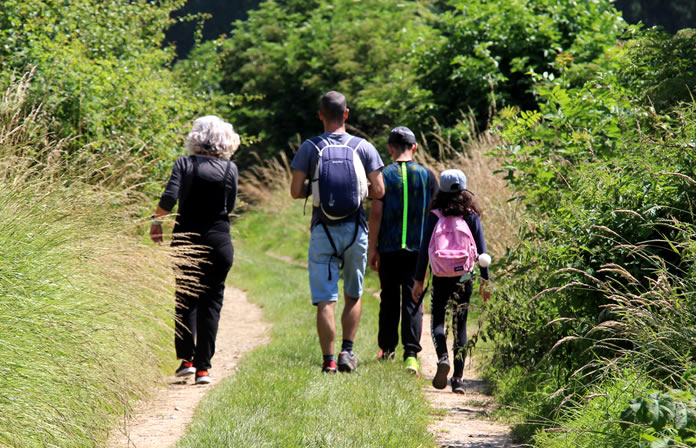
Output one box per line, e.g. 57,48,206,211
177,199,435,448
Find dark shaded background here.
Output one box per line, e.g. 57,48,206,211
165,0,696,60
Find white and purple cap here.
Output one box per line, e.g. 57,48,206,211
439,169,468,193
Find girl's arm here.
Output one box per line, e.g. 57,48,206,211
465,212,491,301
465,213,490,280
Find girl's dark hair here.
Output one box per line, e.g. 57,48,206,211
430,189,481,217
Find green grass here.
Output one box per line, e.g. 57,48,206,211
177,197,435,448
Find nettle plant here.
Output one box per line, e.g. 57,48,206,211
621,389,696,447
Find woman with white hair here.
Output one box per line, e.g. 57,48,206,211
150,115,240,385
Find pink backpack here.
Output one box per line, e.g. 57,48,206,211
428,209,478,277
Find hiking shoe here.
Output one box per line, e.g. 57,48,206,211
175,361,195,377
404,356,420,377
432,355,450,390
195,370,211,385
378,349,395,361
322,360,337,374
451,377,465,394
337,351,358,373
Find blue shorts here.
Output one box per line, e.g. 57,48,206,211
308,221,368,304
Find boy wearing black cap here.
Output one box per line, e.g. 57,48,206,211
368,126,438,376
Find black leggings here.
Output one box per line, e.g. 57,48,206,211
173,230,234,371
430,276,472,378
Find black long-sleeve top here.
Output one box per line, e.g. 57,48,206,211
159,155,238,233
414,210,490,282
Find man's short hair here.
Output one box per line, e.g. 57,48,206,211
319,91,347,123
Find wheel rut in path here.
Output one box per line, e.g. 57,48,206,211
107,287,270,448
420,314,522,448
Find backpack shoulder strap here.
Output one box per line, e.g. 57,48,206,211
179,155,198,205
345,135,364,151
307,136,327,153
222,159,233,213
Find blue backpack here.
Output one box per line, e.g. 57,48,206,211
308,135,368,221
307,135,368,280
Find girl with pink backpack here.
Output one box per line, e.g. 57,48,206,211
411,169,490,393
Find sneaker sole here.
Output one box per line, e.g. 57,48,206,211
452,387,465,394
405,366,420,378
337,363,356,373
175,368,196,377
432,362,450,390
195,377,212,385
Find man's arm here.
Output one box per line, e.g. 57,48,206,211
290,169,309,199
367,199,383,272
366,170,385,200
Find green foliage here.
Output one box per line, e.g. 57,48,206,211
621,390,696,447
484,24,696,445
204,0,436,161
194,0,624,162
0,78,174,448
0,0,206,179
414,0,625,131
618,28,696,112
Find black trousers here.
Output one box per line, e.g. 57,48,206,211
430,275,473,378
173,230,234,371
377,250,423,358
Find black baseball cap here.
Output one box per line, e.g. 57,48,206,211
388,126,416,145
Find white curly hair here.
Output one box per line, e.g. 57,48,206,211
185,115,241,160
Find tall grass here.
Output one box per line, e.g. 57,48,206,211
519,214,696,447
0,73,177,447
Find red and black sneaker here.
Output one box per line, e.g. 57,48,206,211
322,360,337,374
175,361,195,377
195,369,211,385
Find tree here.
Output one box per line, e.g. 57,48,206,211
208,0,437,160
0,0,204,177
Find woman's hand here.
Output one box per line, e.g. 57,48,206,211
150,223,163,244
411,280,424,302
479,279,491,302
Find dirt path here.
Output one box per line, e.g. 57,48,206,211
107,287,270,448
420,314,521,448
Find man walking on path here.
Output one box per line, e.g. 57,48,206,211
290,91,385,373
368,126,439,376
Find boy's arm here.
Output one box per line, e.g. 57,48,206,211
366,169,385,200
367,199,384,272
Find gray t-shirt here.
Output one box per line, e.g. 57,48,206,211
290,132,384,228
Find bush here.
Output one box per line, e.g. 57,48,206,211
484,26,696,444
